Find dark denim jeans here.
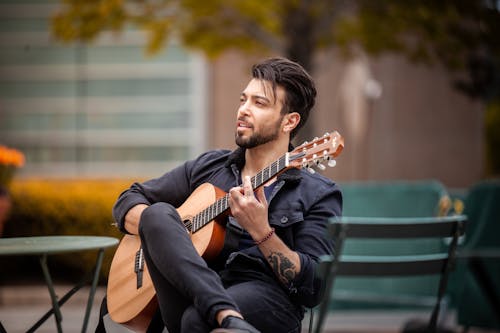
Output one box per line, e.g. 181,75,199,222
138,202,303,333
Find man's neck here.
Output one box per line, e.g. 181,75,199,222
242,139,289,178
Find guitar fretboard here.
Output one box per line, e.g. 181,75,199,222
187,154,289,233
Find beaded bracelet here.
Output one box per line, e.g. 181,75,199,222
254,227,275,245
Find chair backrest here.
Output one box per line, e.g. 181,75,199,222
313,215,467,333
334,180,452,309
341,180,450,217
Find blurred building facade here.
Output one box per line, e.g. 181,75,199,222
0,0,207,178
0,1,485,188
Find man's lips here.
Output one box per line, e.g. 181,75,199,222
236,121,252,130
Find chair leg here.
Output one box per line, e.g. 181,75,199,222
436,296,452,328
308,308,314,333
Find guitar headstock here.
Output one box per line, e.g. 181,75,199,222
289,131,344,173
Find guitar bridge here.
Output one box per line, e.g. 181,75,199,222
134,248,144,289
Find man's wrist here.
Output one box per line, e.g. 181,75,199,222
216,309,243,326
253,227,275,245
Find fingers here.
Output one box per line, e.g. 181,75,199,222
229,186,242,203
229,176,254,200
255,186,267,206
243,176,253,197
228,176,269,233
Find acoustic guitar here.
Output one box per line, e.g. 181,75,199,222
106,131,344,330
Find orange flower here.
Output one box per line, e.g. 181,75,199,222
0,146,25,168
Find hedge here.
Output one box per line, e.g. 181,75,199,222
2,178,139,284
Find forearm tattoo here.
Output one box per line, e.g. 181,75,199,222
267,251,297,284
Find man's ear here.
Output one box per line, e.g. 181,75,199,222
282,112,301,134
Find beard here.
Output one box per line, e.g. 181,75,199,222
235,116,283,149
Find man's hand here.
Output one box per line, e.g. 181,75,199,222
228,176,272,241
229,176,301,285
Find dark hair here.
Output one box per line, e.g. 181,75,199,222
251,57,316,139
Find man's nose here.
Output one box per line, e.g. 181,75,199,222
238,101,251,116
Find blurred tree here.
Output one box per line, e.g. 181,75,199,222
51,0,500,93
52,0,500,163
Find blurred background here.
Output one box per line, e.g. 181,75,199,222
0,0,499,332
1,0,499,184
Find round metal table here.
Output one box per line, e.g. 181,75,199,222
0,235,119,333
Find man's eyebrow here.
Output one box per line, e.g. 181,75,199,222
241,92,272,104
254,94,271,103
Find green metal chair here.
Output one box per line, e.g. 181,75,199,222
312,215,467,333
333,180,452,309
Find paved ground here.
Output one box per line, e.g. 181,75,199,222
1,285,499,333
0,284,105,333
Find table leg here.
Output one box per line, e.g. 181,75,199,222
39,254,63,333
28,281,86,332
81,248,105,333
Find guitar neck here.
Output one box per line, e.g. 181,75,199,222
190,153,289,233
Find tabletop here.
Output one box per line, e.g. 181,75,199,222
0,235,119,256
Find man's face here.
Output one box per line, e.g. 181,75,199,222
235,78,286,149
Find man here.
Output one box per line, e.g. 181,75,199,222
111,57,342,333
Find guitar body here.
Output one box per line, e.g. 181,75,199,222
178,183,228,260
107,183,228,328
107,234,157,329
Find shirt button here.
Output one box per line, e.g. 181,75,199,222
281,216,288,223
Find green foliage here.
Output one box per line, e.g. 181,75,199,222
51,1,500,71
3,179,134,282
336,0,499,71
52,0,127,42
51,0,286,58
177,0,282,58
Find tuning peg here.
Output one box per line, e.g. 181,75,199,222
314,159,326,170
316,163,326,171
328,159,337,167
307,167,316,174
302,158,308,168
